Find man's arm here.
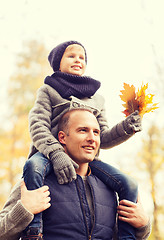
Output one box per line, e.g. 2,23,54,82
0,180,51,240
117,197,151,240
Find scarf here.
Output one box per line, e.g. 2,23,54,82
44,71,101,99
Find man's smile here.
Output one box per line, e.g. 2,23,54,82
82,145,95,151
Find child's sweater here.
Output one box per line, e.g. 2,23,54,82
28,83,133,160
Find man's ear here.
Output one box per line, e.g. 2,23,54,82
58,131,66,145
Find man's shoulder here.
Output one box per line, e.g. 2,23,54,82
88,174,117,203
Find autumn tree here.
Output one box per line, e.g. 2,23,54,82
0,40,51,208
136,125,164,239
9,40,51,116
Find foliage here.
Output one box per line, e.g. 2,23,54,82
8,40,51,116
136,125,164,239
0,40,51,208
120,83,158,118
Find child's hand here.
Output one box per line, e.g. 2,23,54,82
123,110,142,134
50,151,79,184
21,180,51,214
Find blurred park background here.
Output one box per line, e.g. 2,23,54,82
0,0,164,239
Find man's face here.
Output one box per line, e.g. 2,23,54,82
59,44,86,76
59,111,100,166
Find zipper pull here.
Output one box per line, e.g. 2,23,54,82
89,235,91,240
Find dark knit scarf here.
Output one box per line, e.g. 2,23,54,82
44,71,101,99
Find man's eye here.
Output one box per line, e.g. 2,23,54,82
94,130,100,135
80,128,86,132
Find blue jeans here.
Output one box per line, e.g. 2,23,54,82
23,152,52,233
89,160,138,240
23,152,137,239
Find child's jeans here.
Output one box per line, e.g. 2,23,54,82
23,152,52,234
23,152,137,239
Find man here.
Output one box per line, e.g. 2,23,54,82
0,109,150,240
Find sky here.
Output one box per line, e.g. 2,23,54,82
0,0,164,211
0,0,163,134
0,0,163,116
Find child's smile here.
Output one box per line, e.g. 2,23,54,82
60,44,86,76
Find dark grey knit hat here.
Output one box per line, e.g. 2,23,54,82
48,40,87,72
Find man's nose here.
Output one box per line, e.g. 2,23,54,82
86,131,95,142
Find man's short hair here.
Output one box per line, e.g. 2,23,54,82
58,108,93,135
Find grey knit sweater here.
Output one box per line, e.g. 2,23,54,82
28,84,134,160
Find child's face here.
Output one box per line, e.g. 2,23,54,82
60,44,86,76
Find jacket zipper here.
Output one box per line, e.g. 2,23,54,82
76,180,91,239
87,179,95,240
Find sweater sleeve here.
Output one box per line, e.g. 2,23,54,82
0,181,34,240
97,106,134,149
135,220,151,240
113,220,151,240
29,85,64,158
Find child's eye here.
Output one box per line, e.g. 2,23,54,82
80,56,84,60
68,55,74,58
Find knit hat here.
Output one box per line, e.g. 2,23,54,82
48,41,87,72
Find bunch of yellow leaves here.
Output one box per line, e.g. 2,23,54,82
120,83,158,118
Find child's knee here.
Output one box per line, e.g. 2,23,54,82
126,176,138,193
23,158,42,175
123,176,138,202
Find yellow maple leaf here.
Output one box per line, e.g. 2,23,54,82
120,83,159,117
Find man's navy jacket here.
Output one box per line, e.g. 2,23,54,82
43,172,117,240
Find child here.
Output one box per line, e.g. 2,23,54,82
22,40,141,240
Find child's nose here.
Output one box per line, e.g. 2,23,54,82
75,57,80,62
